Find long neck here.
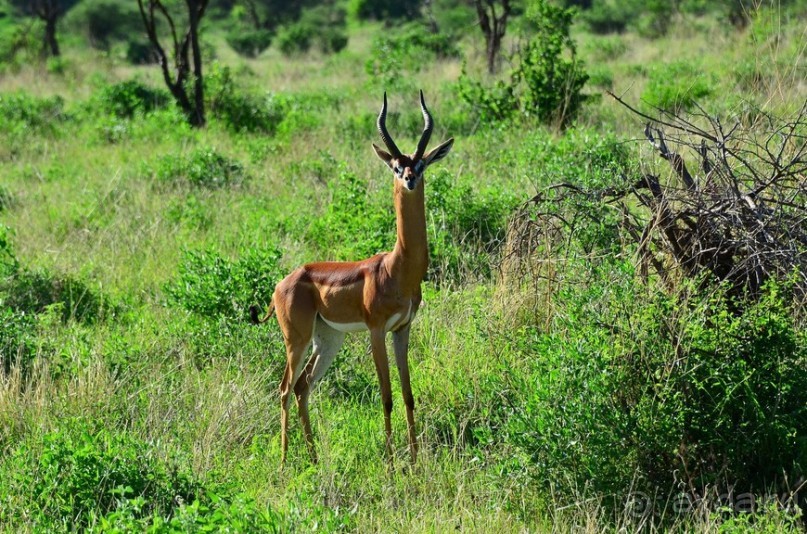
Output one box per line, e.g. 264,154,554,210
389,184,428,287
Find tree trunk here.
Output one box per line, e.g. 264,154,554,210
486,32,500,75
187,0,205,127
44,16,60,57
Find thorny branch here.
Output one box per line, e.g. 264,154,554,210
504,100,807,300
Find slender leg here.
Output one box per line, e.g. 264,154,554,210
279,339,309,464
392,325,417,462
369,328,394,459
294,320,345,463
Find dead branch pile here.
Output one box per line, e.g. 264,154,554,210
504,99,807,300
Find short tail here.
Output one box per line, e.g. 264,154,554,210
249,301,275,325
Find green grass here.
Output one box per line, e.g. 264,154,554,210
1,3,806,532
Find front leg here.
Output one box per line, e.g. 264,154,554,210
369,328,394,459
392,324,417,462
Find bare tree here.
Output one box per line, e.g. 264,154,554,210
475,0,511,75
137,0,209,127
8,0,79,57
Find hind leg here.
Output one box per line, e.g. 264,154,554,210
294,319,345,462
279,337,311,464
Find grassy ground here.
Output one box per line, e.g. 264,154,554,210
1,5,806,532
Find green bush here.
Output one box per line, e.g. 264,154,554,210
0,92,68,136
91,79,170,119
165,246,283,319
306,168,394,260
642,60,714,113
66,0,142,50
124,39,156,64
580,0,634,33
0,423,203,529
206,64,285,133
101,492,285,531
1,228,115,325
427,168,516,283
514,1,590,127
457,1,589,128
1,269,113,324
276,22,313,55
350,0,420,20
366,23,460,91
0,19,41,66
226,27,273,58
505,269,807,506
0,308,37,374
150,146,249,189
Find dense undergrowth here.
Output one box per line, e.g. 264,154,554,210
2,1,807,531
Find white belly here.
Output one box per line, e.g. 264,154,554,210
320,317,367,333
319,302,413,333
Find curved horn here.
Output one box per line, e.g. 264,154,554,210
377,92,402,158
414,90,433,161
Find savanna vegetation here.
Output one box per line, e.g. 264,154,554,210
1,0,806,531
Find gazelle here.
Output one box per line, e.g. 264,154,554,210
250,91,454,464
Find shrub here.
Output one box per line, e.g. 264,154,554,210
642,60,714,113
66,0,142,50
350,0,420,20
124,39,157,65
92,79,170,118
165,246,283,319
225,27,273,58
502,230,807,507
1,229,114,325
0,19,41,66
0,423,204,529
0,308,37,374
276,22,312,55
206,64,285,133
457,1,589,128
513,1,590,127
151,147,248,189
2,268,114,325
366,23,460,91
579,0,634,33
427,168,516,283
0,92,67,136
306,168,394,260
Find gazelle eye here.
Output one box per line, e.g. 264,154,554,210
394,165,403,175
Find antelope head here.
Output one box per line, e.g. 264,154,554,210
372,91,454,192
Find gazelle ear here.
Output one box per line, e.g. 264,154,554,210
372,143,394,169
423,138,454,166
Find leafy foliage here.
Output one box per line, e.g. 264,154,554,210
307,167,395,260
514,1,589,126
0,421,281,530
458,0,589,128
505,275,807,502
165,246,283,319
206,64,285,133
226,27,273,57
150,146,249,189
90,79,170,119
350,0,421,20
66,0,142,50
276,4,347,55
0,92,68,136
366,23,460,91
